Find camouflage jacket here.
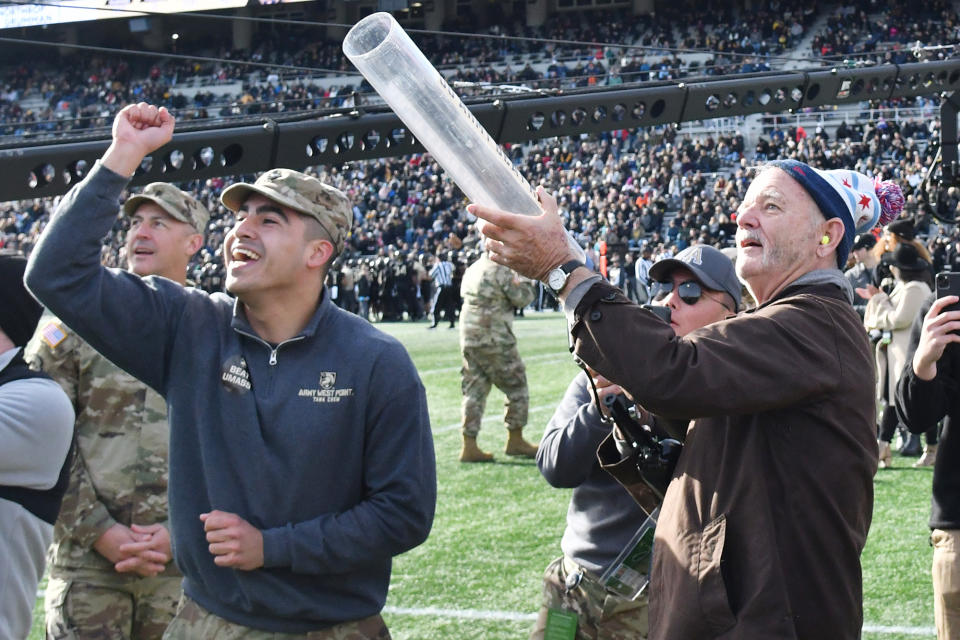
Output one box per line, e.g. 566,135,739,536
459,254,535,348
25,313,178,575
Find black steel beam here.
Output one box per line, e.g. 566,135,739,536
3,59,960,202
940,90,960,187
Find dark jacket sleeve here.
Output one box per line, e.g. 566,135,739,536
537,370,611,488
24,162,187,394
896,293,956,433
570,280,861,421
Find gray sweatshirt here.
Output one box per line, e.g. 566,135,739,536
537,370,649,573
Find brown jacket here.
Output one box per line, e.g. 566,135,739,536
575,279,876,640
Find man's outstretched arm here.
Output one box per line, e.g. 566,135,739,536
25,103,186,393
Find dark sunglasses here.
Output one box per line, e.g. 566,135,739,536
651,279,705,305
652,279,733,311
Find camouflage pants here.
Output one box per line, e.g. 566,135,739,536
460,344,528,437
45,569,181,639
162,596,391,639
530,556,648,640
932,528,960,640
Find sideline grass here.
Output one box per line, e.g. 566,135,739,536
29,312,936,639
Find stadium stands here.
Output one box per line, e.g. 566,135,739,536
1,0,958,321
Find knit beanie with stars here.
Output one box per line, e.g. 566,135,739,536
768,159,904,268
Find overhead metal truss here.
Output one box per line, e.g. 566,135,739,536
2,59,959,202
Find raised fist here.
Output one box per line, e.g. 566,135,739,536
102,102,176,177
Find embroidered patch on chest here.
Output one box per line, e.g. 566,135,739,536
298,371,354,404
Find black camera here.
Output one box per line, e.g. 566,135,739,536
641,304,671,324
603,393,682,499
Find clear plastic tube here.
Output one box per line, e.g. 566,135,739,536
343,12,542,217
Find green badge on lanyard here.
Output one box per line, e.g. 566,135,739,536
543,608,578,640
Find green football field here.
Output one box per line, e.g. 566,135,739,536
30,312,937,639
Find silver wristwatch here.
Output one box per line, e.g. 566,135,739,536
547,260,584,294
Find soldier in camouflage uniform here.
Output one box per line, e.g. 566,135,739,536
458,251,538,462
163,599,390,640
26,181,209,639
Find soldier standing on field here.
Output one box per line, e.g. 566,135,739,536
458,250,538,462
26,182,208,639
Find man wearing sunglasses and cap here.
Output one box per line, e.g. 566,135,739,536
470,159,903,639
26,103,436,638
25,180,207,639
646,244,740,335
533,244,739,640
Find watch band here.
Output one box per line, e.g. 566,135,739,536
557,259,584,275
548,259,585,294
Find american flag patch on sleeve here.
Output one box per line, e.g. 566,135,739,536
40,322,67,349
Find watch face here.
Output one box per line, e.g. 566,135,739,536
548,268,566,291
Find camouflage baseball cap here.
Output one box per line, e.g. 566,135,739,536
123,183,210,234
220,168,352,253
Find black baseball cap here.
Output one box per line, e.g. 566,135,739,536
852,233,877,251
886,218,916,241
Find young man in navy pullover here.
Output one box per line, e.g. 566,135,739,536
26,102,437,637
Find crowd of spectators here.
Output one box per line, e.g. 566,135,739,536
3,0,950,145
2,0,927,142
2,1,960,323
3,105,959,324
812,0,960,65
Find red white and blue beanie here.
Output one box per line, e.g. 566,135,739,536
768,159,904,268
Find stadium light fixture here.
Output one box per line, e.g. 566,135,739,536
2,60,960,202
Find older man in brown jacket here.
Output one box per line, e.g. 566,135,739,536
471,159,903,639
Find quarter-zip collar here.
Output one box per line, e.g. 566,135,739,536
229,288,333,365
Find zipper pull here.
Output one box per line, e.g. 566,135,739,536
269,348,278,366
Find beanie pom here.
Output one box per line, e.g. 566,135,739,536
875,178,904,227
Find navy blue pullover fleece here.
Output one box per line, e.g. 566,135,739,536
26,163,437,633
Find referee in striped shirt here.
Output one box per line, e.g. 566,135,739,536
429,251,457,329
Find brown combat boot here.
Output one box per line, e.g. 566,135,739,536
914,444,938,468
460,435,494,463
505,430,538,458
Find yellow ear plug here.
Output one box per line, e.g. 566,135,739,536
821,235,831,245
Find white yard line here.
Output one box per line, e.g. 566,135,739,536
383,605,537,622
861,624,936,636
32,588,939,635
382,606,936,635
